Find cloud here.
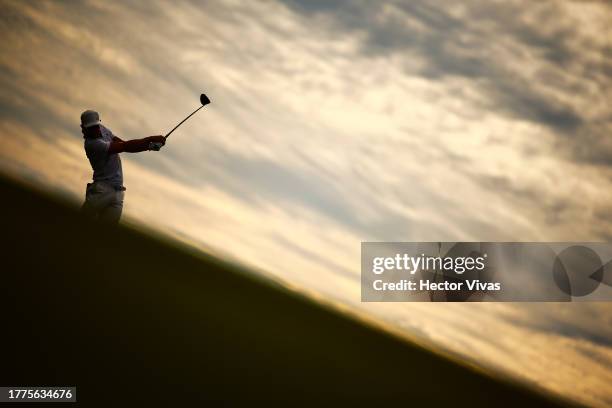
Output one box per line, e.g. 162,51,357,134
278,0,612,164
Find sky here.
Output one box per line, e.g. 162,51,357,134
1,0,611,405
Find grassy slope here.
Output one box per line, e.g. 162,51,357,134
0,174,572,407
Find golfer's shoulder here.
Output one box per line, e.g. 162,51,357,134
84,135,110,155
100,125,114,138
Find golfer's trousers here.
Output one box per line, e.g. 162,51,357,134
81,182,125,224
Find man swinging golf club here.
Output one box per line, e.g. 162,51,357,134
80,93,210,224
80,110,166,224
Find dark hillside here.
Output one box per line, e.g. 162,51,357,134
0,175,571,406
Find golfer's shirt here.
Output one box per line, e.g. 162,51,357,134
84,125,123,188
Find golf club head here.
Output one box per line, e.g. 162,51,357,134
200,94,211,106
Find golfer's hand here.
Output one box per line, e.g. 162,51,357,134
149,135,166,145
148,135,166,151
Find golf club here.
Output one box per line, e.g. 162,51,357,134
150,93,211,150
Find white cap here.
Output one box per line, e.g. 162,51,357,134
80,110,101,128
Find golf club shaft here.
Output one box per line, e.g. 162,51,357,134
164,104,205,139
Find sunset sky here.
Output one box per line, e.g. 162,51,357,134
1,1,611,405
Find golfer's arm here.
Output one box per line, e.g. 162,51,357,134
108,137,157,154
